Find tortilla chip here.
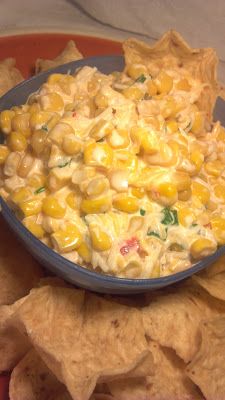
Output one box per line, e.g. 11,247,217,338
198,254,225,278
0,58,23,96
108,341,202,400
0,301,30,372
123,30,222,122
35,40,83,73
186,316,225,400
142,286,225,362
192,272,225,301
0,215,43,306
9,286,149,400
9,348,68,400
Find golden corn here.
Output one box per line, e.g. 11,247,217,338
192,181,210,205
211,216,225,245
127,64,147,80
84,142,113,168
0,145,10,165
62,134,82,155
155,71,173,94
81,197,111,214
147,80,158,96
86,177,109,197
77,242,91,263
11,113,30,134
178,208,195,227
204,160,224,177
190,149,204,174
191,112,204,135
29,103,40,114
190,238,216,259
115,150,138,172
39,92,64,112
28,173,46,189
131,187,145,199
178,188,192,201
172,171,191,192
29,111,52,131
17,153,34,178
51,224,82,253
19,198,42,217
113,195,139,213
89,225,112,251
107,128,130,149
23,219,45,239
66,192,78,210
140,131,160,155
46,114,61,131
42,196,66,218
214,184,225,202
10,187,32,205
153,182,178,206
176,78,191,91
95,92,108,108
146,142,177,167
122,86,143,101
166,119,178,134
30,129,47,154
0,110,15,134
8,131,27,152
89,119,113,141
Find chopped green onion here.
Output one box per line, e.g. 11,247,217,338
140,208,146,216
41,124,48,132
191,223,198,227
135,74,146,83
147,230,161,239
34,186,45,194
58,159,71,168
161,207,178,226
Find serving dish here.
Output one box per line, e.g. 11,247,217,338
1,54,225,294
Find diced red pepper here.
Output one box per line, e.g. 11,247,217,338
120,237,139,256
72,111,77,118
204,222,212,229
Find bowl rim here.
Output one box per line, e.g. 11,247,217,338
1,54,225,289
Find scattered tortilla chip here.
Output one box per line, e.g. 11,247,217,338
108,341,202,400
0,58,23,96
187,316,225,400
9,348,67,400
35,40,83,73
198,254,225,278
193,272,225,301
142,286,225,362
123,30,223,122
9,286,149,400
0,300,30,372
0,215,43,306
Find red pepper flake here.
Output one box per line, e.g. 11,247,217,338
204,222,212,229
72,111,77,118
120,237,139,256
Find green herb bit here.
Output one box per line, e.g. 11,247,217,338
58,159,71,168
147,230,161,239
135,74,146,83
34,186,45,194
140,208,146,216
191,223,198,227
161,207,178,226
41,124,48,132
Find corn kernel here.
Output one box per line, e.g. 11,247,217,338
127,64,147,80
10,187,33,205
107,128,130,149
23,219,45,239
46,114,61,131
113,195,139,213
166,119,178,134
30,111,52,131
84,142,113,168
66,192,78,210
178,208,195,227
217,126,225,142
115,150,138,172
155,71,173,94
178,188,192,201
86,177,109,197
211,216,225,245
190,238,216,259
19,198,42,217
131,187,145,199
89,225,112,251
30,129,47,154
62,134,82,155
152,182,178,206
146,142,177,167
122,87,144,101
0,110,15,134
191,112,204,135
147,80,158,96
176,78,191,91
214,184,225,202
0,145,9,165
89,119,113,141
190,149,204,174
29,103,41,114
8,131,27,152
143,116,160,130
95,92,108,108
11,113,30,133
77,242,91,263
18,153,34,178
192,181,210,205
161,97,178,119
204,160,224,177
42,196,66,218
140,131,160,155
28,174,46,189
172,171,191,192
39,92,64,112
51,224,82,253
81,197,111,214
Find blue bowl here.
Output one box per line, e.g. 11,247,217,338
1,55,225,294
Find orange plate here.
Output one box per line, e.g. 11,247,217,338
0,32,122,400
